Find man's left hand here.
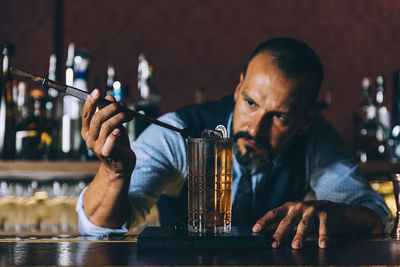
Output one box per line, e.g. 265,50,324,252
251,200,382,249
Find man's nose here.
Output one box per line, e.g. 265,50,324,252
248,113,271,137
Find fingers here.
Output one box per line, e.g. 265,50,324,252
87,94,119,142
318,211,329,248
102,128,121,157
252,206,286,232
85,95,133,156
291,214,314,249
255,201,332,249
81,89,101,140
272,210,302,248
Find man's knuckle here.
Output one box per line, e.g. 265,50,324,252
319,210,328,218
86,139,94,150
307,206,316,214
269,209,278,217
91,114,102,126
294,202,303,209
282,217,294,226
302,218,311,226
110,103,119,111
102,123,112,133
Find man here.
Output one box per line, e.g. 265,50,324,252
76,37,391,249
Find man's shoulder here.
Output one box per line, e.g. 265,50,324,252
173,94,234,135
306,115,348,154
309,116,341,136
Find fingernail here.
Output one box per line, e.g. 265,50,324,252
91,89,99,98
292,240,301,249
252,224,261,232
320,240,327,248
271,239,279,248
112,128,120,135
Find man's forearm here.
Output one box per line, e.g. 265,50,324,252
83,163,132,228
335,203,383,234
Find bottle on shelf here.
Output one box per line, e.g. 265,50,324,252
106,65,115,96
73,49,92,160
16,81,28,126
46,54,62,159
106,65,124,102
354,77,388,163
61,43,76,159
61,44,92,160
0,42,16,159
375,75,391,138
131,54,161,141
15,88,53,160
389,68,400,162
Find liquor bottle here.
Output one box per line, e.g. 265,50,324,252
389,68,400,162
61,43,75,159
106,65,115,96
112,80,123,102
132,54,161,140
12,80,18,106
15,88,53,159
375,75,391,138
73,50,92,160
61,45,91,160
16,82,28,125
354,77,388,162
47,54,59,114
0,42,16,159
46,54,62,158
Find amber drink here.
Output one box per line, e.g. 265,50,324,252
187,137,233,233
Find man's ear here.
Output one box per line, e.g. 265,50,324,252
234,73,244,101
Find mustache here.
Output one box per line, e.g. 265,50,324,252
232,131,271,151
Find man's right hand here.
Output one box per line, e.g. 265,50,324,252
80,89,136,228
81,89,136,177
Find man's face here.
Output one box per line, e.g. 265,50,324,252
232,53,313,169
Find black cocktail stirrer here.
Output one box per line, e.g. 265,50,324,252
11,66,193,138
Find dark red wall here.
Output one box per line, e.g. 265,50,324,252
1,0,400,149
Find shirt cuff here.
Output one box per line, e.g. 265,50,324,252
75,187,130,236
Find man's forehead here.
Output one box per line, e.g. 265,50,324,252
244,54,313,113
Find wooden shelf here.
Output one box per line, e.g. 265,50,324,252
0,161,100,181
0,160,398,181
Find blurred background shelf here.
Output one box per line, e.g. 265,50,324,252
0,161,99,181
359,161,400,180
0,160,398,181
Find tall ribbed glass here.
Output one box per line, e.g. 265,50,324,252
187,138,233,233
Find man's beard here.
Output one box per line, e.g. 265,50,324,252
232,131,275,170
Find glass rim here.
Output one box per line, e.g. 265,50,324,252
187,137,233,143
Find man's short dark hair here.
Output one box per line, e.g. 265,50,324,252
243,37,324,108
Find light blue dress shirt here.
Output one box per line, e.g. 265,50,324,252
76,96,392,236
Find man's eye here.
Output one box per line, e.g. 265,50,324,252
245,99,255,107
274,113,290,125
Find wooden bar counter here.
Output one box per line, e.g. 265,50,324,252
0,234,398,266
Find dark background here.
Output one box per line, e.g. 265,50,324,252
1,0,400,150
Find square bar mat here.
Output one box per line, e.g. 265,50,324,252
137,226,266,249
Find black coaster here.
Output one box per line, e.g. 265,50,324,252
137,226,266,249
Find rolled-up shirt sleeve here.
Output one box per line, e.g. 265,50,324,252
76,112,188,236
306,117,393,233
76,187,130,236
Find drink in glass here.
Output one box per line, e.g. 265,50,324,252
187,137,233,233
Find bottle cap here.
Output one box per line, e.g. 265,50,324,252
362,77,370,88
1,42,14,56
